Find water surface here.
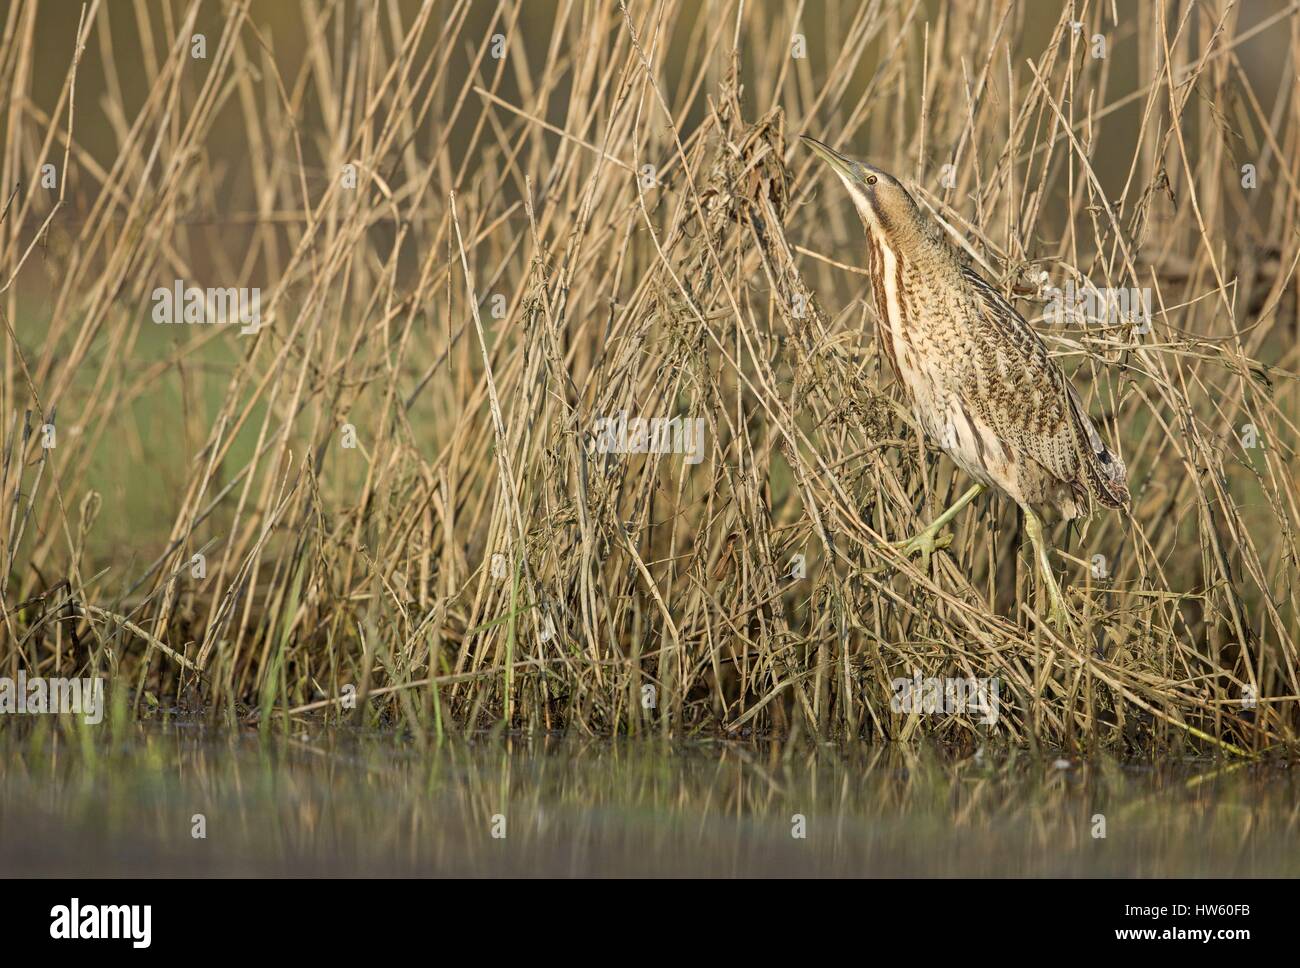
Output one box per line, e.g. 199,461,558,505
1,723,1295,876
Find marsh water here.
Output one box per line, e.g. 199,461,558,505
1,722,1296,877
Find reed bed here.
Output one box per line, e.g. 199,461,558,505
1,0,1298,754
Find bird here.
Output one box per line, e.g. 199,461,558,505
802,136,1130,629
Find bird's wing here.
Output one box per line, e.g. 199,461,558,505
958,267,1124,507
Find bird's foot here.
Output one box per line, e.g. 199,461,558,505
892,528,954,571
1048,601,1071,633
1043,585,1074,635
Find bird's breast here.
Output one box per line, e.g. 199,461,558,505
870,236,965,400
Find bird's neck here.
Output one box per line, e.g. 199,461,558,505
863,222,962,386
865,222,961,292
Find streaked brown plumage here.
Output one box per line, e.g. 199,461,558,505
803,136,1129,627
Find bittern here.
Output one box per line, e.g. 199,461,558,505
803,137,1130,629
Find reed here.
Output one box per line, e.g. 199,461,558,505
2,0,1297,754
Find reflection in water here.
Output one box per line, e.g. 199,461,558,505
1,721,1296,876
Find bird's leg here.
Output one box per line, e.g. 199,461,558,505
1022,508,1070,631
893,483,987,569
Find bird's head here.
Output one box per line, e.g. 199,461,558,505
801,137,925,242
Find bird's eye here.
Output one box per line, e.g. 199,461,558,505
866,174,878,186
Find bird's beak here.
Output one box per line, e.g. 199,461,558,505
801,136,857,181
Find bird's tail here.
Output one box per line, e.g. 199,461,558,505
1065,383,1130,511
